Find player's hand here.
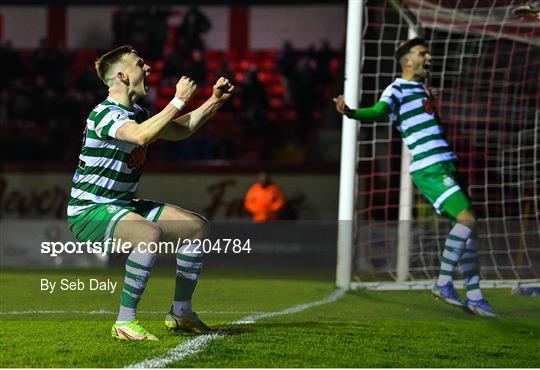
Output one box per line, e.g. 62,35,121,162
175,76,197,102
333,95,353,117
212,77,235,101
427,87,439,100
513,3,540,18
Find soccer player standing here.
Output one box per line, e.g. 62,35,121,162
334,38,496,317
67,45,235,340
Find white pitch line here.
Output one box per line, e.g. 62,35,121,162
232,289,345,324
130,332,225,369
128,289,346,369
0,309,117,315
0,310,265,316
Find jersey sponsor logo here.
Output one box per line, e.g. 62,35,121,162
422,98,436,115
78,159,86,170
127,146,147,172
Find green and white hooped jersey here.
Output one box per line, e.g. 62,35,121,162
67,97,150,217
380,78,457,172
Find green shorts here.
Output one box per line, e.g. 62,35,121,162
411,161,471,218
67,199,165,244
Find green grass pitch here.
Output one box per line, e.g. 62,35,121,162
1,267,539,367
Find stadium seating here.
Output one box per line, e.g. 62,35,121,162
6,46,341,163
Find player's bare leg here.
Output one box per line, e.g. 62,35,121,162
112,211,164,248
454,208,476,231
156,205,208,241
157,205,212,333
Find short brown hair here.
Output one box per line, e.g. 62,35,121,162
395,38,427,62
95,45,137,86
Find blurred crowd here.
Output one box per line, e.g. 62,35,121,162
0,38,107,162
0,6,342,164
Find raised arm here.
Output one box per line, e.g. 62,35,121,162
159,77,235,142
333,95,392,122
114,76,197,146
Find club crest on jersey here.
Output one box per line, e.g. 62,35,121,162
127,146,147,172
443,175,455,187
422,98,435,115
106,205,119,213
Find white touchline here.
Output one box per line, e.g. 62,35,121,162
0,310,265,315
0,309,117,315
127,289,346,369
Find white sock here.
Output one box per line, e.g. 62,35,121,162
115,247,157,323
461,239,483,301
437,223,472,286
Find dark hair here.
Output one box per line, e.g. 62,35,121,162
95,45,137,85
395,38,427,62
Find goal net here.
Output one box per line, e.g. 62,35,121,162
347,0,540,289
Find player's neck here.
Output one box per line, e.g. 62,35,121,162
401,71,423,82
108,88,134,108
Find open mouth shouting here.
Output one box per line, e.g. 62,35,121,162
143,73,150,93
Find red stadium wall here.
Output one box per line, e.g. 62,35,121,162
0,5,346,49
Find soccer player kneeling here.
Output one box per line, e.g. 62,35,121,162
67,45,235,340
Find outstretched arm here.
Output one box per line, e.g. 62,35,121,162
159,77,235,141
333,95,392,122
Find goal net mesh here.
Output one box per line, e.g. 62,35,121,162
354,0,540,282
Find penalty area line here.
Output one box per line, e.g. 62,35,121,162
127,289,346,368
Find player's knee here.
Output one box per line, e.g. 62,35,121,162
456,209,476,231
458,219,476,232
195,216,209,236
141,223,164,244
186,214,208,239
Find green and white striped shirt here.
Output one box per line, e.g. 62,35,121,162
67,97,150,217
380,78,457,172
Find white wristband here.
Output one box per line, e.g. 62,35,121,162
170,97,186,110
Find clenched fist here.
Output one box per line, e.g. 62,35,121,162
175,76,197,102
212,77,235,101
333,95,353,118
426,87,439,100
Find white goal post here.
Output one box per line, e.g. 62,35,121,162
336,0,364,290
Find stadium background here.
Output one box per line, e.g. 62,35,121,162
1,1,539,367
2,1,537,276
1,2,349,269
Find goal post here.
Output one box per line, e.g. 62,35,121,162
336,0,364,290
336,0,540,290
336,0,420,287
